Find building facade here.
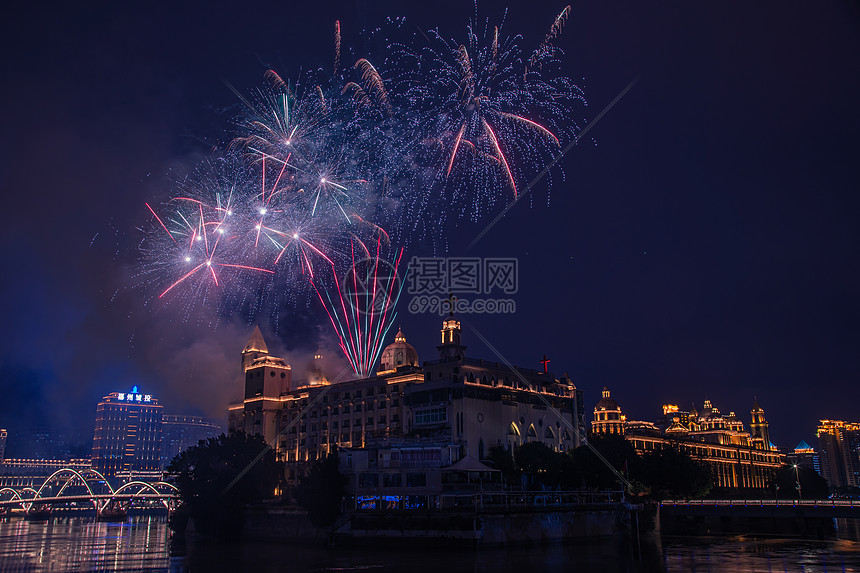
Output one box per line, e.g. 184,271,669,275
0,458,91,489
817,420,860,489
592,387,625,435
592,389,783,490
160,415,223,469
228,318,584,484
91,386,163,481
787,440,819,475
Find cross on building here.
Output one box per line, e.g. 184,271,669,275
539,354,551,373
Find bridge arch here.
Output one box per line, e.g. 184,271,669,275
102,481,178,511
113,481,164,497
0,488,25,506
36,469,97,501
1,476,179,513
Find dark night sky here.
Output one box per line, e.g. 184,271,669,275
0,1,858,454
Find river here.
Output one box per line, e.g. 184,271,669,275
2,515,860,572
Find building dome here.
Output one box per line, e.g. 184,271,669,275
592,387,625,436
378,328,419,372
595,386,620,411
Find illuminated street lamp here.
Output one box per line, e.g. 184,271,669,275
793,464,802,499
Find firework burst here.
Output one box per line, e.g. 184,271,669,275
139,7,585,373
376,6,586,227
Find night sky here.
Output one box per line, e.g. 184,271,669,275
1,0,858,455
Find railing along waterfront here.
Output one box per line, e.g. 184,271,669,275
350,490,626,512
662,499,860,508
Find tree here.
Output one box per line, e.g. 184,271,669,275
568,434,642,490
167,431,282,539
639,446,712,500
773,465,828,499
486,444,519,484
294,454,347,527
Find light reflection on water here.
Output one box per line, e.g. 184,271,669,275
1,515,860,572
0,515,172,571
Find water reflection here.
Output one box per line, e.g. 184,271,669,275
662,536,860,572
2,515,860,572
0,515,171,571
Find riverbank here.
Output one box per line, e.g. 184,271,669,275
5,514,860,571
230,501,650,546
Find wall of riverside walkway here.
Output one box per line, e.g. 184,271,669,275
223,503,650,545
240,507,324,541
336,503,645,545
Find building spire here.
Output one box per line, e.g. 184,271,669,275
242,325,270,371
244,325,268,354
438,310,466,361
395,326,406,343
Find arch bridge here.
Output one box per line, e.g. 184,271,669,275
0,468,179,517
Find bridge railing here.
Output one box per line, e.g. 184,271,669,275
662,499,860,508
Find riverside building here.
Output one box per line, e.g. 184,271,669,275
817,420,860,489
229,317,584,484
91,386,163,481
592,389,783,490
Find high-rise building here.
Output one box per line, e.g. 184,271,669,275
817,420,860,489
91,386,163,481
0,429,6,462
160,414,223,469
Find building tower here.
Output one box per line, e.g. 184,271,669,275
91,386,163,481
749,399,771,451
241,326,292,446
438,311,466,361
378,327,419,373
242,325,269,371
592,387,625,435
818,420,849,488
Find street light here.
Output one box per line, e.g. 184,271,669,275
793,464,802,499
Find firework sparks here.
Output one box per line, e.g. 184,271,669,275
138,7,585,373
311,232,405,378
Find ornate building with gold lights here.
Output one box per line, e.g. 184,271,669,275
229,316,585,484
591,389,784,490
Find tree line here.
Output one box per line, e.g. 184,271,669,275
164,430,828,538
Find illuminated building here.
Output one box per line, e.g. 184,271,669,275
229,327,423,483
417,314,582,459
816,420,860,488
787,440,819,475
229,317,583,484
91,386,163,481
0,458,91,489
592,392,783,489
378,327,419,372
160,415,223,469
337,440,502,510
242,324,269,370
0,429,5,462
592,387,625,435
749,400,771,451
